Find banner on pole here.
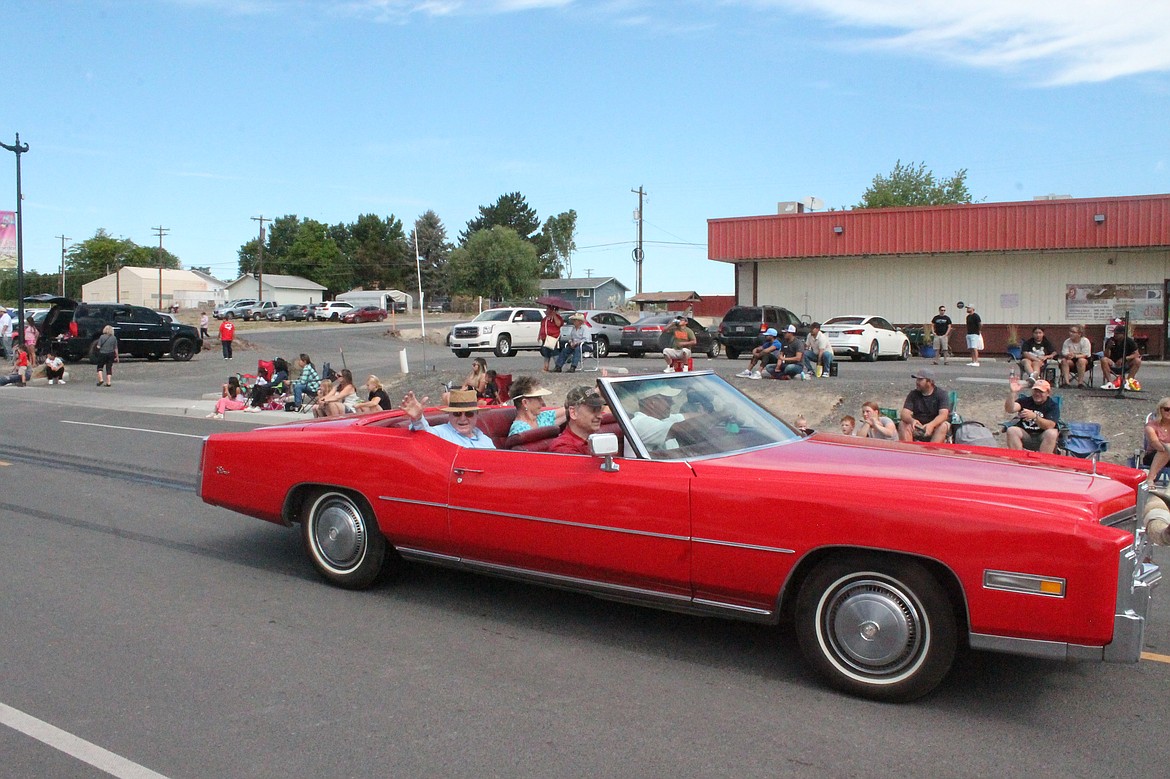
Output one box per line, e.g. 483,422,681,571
0,211,15,270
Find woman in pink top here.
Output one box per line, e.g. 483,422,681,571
1143,397,1170,486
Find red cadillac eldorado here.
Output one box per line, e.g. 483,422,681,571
198,371,1163,701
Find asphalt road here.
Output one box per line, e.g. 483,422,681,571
2,321,1169,778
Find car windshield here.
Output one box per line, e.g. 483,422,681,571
824,316,865,326
601,372,798,460
473,310,513,322
723,307,762,323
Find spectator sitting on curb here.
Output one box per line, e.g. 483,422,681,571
858,401,898,440
802,322,833,378
736,328,779,379
898,369,951,442
1005,376,1060,453
1142,398,1170,487
764,325,804,379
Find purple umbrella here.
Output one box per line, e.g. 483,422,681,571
535,295,574,311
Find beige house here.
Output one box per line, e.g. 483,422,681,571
222,274,327,306
81,267,219,309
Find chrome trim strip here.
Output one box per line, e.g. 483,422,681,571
969,632,1083,661
385,496,794,552
693,537,795,555
379,496,446,509
394,547,776,621
692,597,772,616
447,504,691,542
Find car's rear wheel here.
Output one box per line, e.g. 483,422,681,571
453,349,471,358
302,490,388,589
279,315,287,322
795,555,956,702
899,341,910,360
495,334,513,357
629,350,643,359
725,347,740,360
867,340,880,362
331,312,340,321
171,338,195,362
707,340,721,358
594,336,609,359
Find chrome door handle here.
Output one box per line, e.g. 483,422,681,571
452,467,483,484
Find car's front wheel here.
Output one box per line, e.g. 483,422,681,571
795,555,957,702
453,349,471,358
495,334,513,357
725,347,740,360
707,340,721,358
171,338,195,362
302,490,389,589
279,315,287,322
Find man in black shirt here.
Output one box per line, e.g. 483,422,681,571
965,304,982,366
930,305,952,365
1100,328,1142,390
899,369,951,442
1005,376,1060,452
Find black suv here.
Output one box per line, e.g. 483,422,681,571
716,305,807,359
26,295,203,363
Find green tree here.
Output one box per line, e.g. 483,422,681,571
540,209,577,278
409,210,453,300
857,160,973,208
448,226,539,302
460,192,540,245
67,229,179,275
340,213,410,290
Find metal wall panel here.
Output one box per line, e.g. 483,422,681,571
747,249,1170,326
709,195,1170,261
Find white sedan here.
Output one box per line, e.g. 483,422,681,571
821,315,910,361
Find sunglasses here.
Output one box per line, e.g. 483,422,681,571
450,410,477,418
1161,407,1170,412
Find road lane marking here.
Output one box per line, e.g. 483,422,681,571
0,701,171,779
1141,651,1170,664
62,421,204,439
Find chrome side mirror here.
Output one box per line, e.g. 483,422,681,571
589,432,620,472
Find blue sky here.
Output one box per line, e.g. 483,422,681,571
3,0,1168,294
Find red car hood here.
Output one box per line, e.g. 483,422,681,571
694,433,1139,523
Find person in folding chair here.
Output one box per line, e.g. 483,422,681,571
1004,376,1060,453
1141,398,1170,487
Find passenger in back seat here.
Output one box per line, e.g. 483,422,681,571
550,386,605,455
507,376,567,436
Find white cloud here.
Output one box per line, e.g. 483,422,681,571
755,0,1170,84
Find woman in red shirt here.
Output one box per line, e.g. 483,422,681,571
538,306,564,372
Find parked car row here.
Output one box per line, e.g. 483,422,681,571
24,294,203,363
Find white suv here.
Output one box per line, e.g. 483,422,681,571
449,307,545,358
314,301,356,321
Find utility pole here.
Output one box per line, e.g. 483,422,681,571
56,234,70,296
631,186,645,295
1,134,29,338
153,225,169,311
252,215,269,302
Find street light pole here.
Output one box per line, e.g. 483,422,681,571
1,133,29,337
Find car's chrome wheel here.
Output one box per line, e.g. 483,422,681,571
867,340,880,362
899,341,910,360
302,490,387,589
796,556,956,702
494,334,513,357
594,336,609,359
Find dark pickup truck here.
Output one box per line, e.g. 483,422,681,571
26,294,203,363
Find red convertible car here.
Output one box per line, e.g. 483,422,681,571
198,372,1162,701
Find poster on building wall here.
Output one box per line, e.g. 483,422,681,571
0,211,15,270
1066,284,1162,323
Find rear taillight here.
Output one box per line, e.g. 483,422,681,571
844,329,864,335
622,326,635,333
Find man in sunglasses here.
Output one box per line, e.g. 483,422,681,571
400,388,496,448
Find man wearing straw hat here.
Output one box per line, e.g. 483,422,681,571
400,388,496,448
554,312,589,373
